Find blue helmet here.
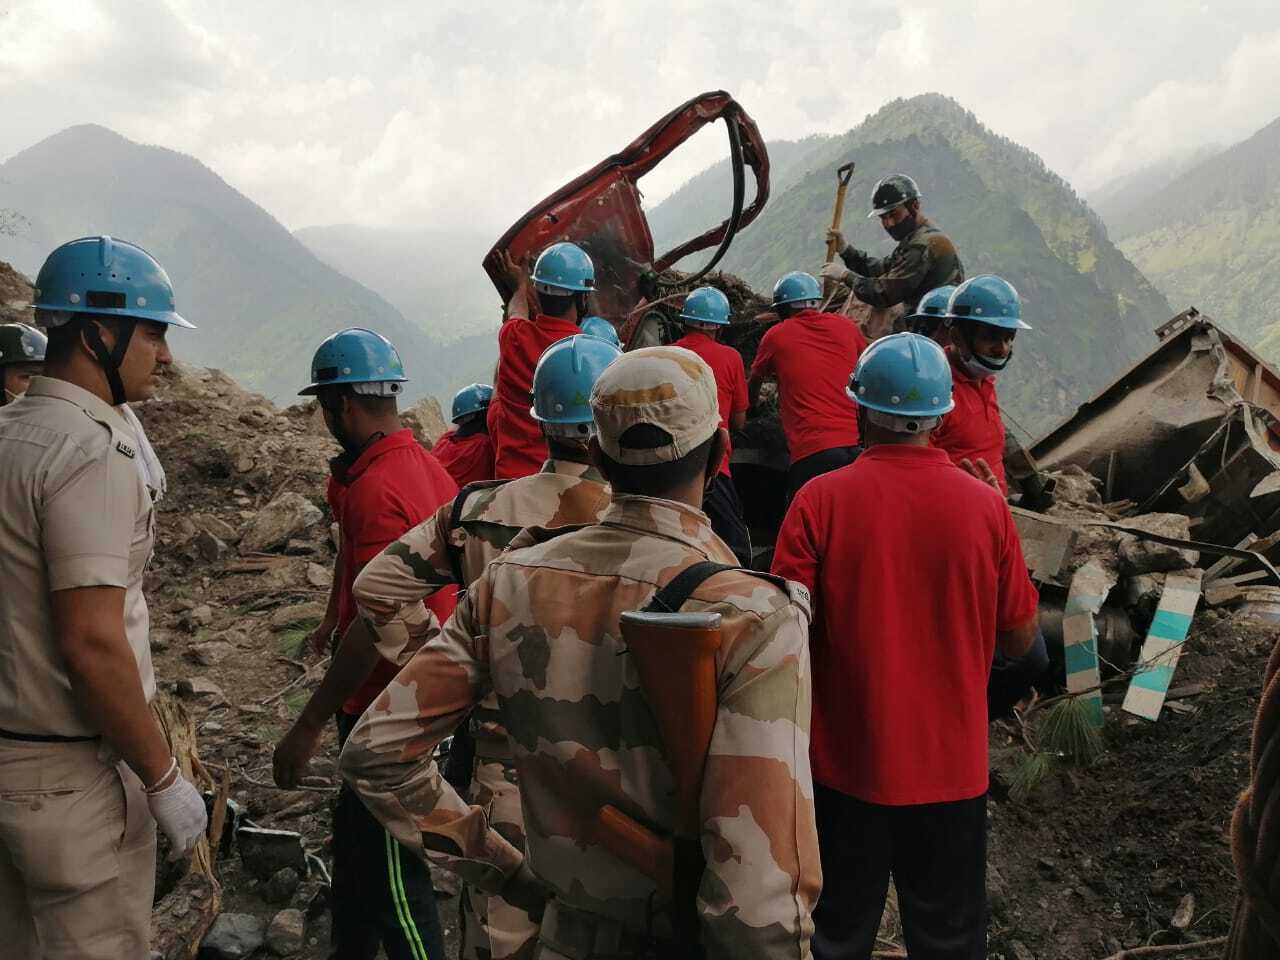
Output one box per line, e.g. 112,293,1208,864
299,328,409,396
848,332,954,422
907,285,956,320
946,275,1031,331
532,242,595,296
32,235,195,329
579,316,621,348
0,323,47,366
530,334,622,436
451,382,493,422
679,286,731,326
772,271,822,308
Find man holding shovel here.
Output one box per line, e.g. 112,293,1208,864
821,173,964,316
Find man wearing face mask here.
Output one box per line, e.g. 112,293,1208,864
273,327,457,960
820,174,964,314
931,275,1030,498
0,322,47,405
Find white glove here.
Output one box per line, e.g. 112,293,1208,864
147,769,209,860
820,261,852,284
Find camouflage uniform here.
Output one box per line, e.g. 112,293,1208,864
352,459,611,960
839,217,964,313
341,347,821,960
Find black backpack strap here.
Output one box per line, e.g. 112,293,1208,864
644,561,792,614
446,480,505,587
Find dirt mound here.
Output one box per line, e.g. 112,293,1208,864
984,608,1269,958
0,260,33,322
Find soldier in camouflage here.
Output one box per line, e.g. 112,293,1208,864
352,334,619,960
821,173,964,315
340,345,821,959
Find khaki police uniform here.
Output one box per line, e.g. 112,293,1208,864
0,376,160,960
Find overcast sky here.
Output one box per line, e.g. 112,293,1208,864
2,0,1279,236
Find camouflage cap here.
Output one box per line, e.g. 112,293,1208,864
590,346,720,465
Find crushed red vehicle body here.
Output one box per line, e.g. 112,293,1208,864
483,91,770,340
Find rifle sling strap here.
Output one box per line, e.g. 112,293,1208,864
643,559,786,614
445,479,507,588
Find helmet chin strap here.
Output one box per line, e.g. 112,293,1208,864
82,319,136,407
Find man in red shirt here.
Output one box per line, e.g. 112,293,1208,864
490,243,594,479
931,275,1031,497
272,327,458,960
748,270,868,500
772,332,1039,960
433,382,495,486
671,285,752,565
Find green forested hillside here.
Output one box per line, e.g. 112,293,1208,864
1109,115,1280,357
652,94,1173,436
0,125,468,404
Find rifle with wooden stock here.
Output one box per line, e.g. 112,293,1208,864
594,608,723,958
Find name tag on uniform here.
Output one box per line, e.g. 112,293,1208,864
116,439,136,459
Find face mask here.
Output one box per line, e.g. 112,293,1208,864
2,388,19,406
961,351,1011,380
886,215,917,241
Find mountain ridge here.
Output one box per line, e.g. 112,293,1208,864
651,94,1173,435
1110,113,1280,356
0,124,463,404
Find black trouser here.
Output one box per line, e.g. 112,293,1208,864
787,445,862,500
703,472,752,566
812,783,987,960
332,712,445,960
987,629,1050,721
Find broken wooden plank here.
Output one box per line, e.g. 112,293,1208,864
1062,561,1118,727
1123,570,1203,721
1203,533,1259,582
1207,569,1270,589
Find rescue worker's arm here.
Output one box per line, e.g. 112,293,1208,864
697,596,821,958
274,616,398,789
730,353,749,431
52,586,172,785
338,574,539,905
847,242,931,309
498,250,535,323
995,505,1040,659
998,618,1038,658
353,500,459,664
748,327,777,412
836,242,888,278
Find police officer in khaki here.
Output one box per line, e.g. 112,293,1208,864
0,236,208,959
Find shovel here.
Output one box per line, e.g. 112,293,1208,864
823,162,856,297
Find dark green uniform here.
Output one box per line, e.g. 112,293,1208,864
839,217,964,312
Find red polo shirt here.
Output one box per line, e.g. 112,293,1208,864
772,444,1038,805
492,313,582,479
672,330,748,476
431,428,494,487
932,350,1008,495
326,429,459,716
750,309,867,463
